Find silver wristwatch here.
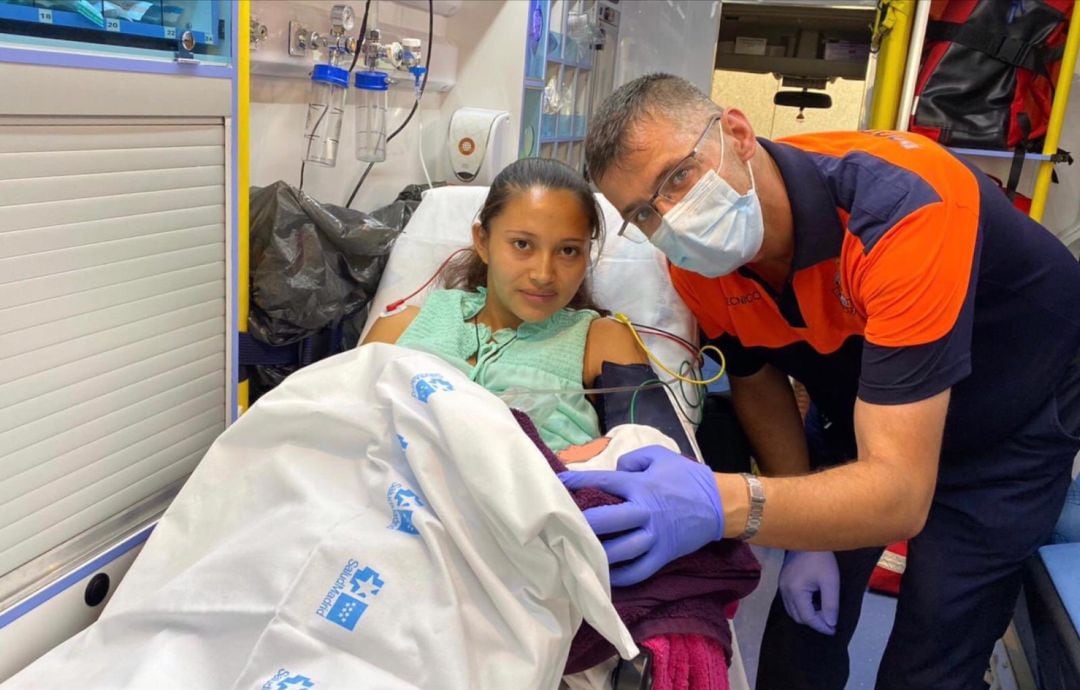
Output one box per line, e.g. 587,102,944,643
737,473,765,541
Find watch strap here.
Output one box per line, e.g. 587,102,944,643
737,472,765,541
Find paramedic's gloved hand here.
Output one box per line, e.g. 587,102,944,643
778,550,840,636
559,445,724,587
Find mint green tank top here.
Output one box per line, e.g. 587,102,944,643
396,288,600,452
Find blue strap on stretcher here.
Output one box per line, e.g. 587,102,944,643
238,320,347,379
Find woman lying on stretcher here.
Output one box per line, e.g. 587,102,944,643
363,158,760,688
362,157,693,456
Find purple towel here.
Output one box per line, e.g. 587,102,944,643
509,410,762,675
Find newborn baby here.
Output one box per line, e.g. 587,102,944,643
556,424,682,471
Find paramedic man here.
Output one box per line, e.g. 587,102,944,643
559,73,1080,689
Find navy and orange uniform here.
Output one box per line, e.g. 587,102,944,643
671,130,1080,457
675,130,1080,690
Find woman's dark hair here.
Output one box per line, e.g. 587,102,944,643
440,158,607,313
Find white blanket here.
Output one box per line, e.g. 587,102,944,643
4,344,636,689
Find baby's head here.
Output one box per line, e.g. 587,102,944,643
443,158,605,325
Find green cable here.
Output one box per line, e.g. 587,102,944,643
678,360,707,426
628,379,663,424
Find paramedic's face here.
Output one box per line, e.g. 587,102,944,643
595,110,750,235
474,187,591,326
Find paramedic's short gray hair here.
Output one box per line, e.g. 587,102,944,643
585,73,717,183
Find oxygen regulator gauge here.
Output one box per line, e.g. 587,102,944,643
180,30,196,53
331,5,355,35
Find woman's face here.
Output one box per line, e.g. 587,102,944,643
474,187,592,327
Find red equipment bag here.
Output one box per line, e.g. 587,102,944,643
910,0,1073,150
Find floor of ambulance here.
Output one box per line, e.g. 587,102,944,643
734,547,899,690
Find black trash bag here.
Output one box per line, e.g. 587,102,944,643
334,183,435,348
368,182,432,231
247,181,403,400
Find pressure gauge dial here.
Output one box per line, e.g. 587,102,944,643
331,5,355,33
180,30,196,53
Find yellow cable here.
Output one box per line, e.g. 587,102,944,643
613,313,726,386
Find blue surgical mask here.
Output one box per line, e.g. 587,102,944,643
650,140,764,278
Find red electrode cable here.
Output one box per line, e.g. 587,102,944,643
384,247,471,314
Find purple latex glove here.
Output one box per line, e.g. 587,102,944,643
559,445,725,587
779,550,839,635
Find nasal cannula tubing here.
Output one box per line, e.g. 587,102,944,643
498,381,674,398
382,250,727,385
500,377,704,425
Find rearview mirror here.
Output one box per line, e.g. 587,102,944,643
774,91,833,109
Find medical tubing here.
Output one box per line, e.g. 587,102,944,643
629,323,698,359
678,360,706,426
346,0,433,208
613,313,726,385
300,102,331,188
497,378,700,422
418,110,434,191
384,254,716,391
662,378,700,423
628,379,661,424
346,162,377,209
625,377,703,426
348,0,373,74
617,322,710,417
498,380,674,399
386,259,700,366
383,247,472,313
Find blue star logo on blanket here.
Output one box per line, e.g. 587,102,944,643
262,669,316,690
350,566,385,599
315,560,384,632
411,372,454,403
387,482,425,535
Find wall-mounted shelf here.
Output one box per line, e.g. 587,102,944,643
519,0,600,170
545,53,591,70
715,54,868,81
248,12,457,93
539,134,585,145
249,59,455,93
715,2,874,81
391,0,462,17
0,2,210,46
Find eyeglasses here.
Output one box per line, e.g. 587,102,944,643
618,112,725,243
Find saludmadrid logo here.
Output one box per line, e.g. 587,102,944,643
410,372,454,403
316,560,385,631
262,669,315,690
387,482,425,535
